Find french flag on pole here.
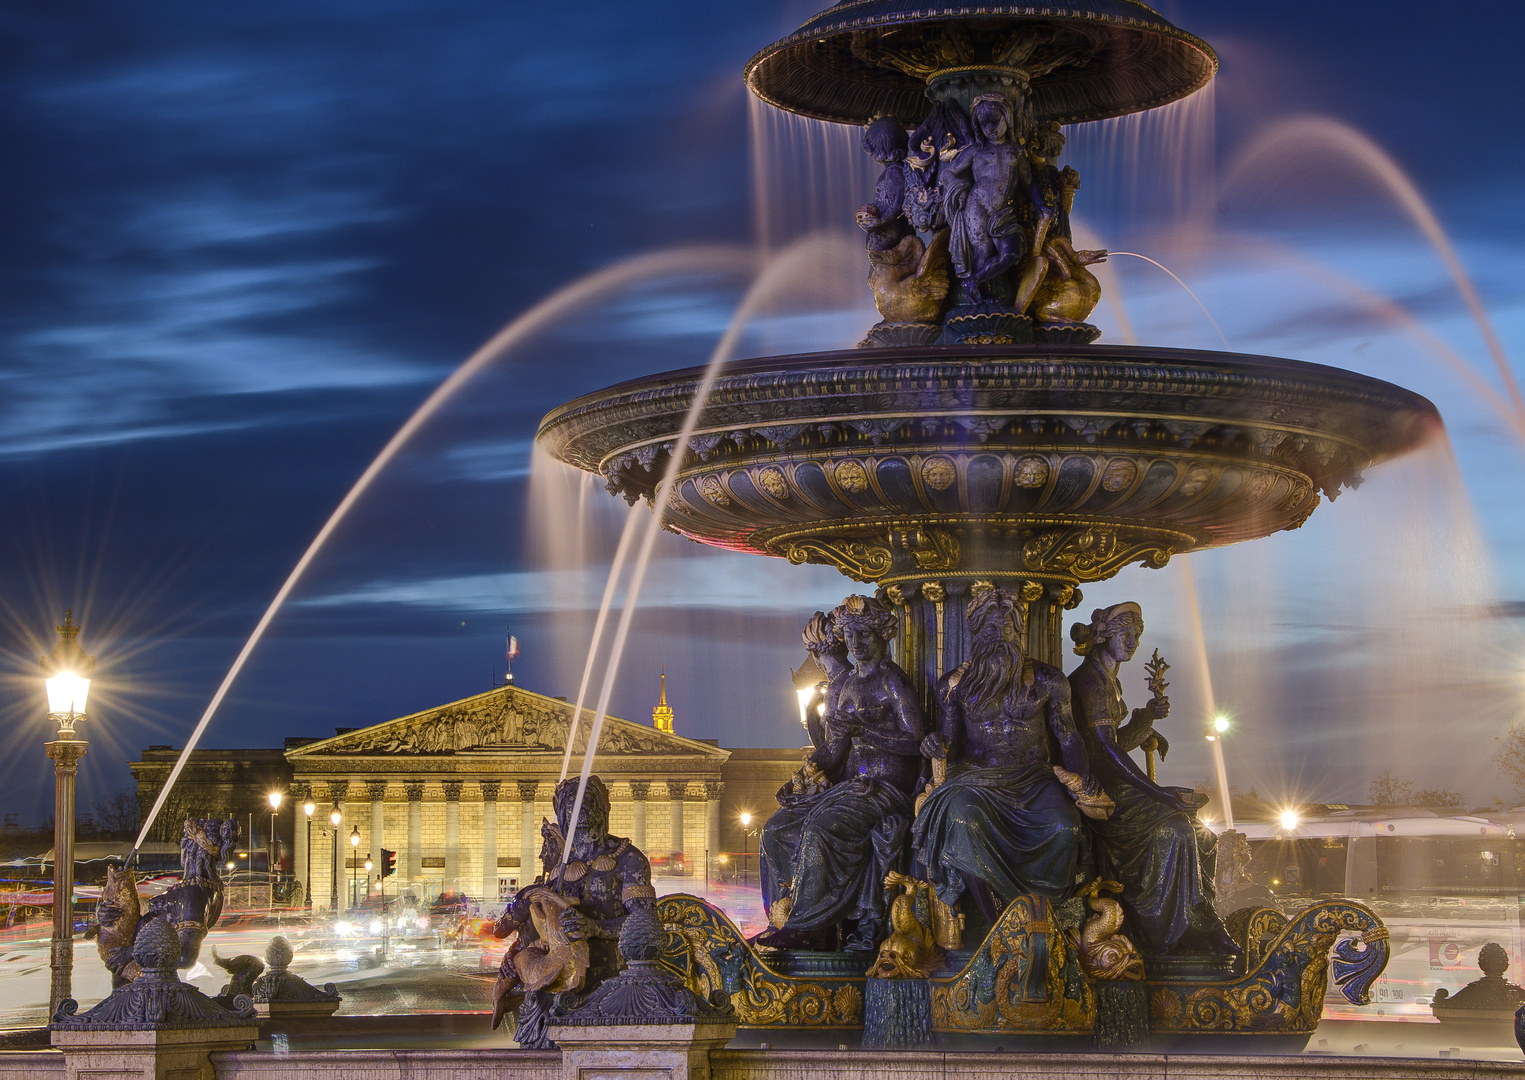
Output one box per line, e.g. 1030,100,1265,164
505,630,519,685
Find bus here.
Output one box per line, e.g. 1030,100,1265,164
1233,810,1521,1020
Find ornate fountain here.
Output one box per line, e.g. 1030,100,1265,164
537,0,1429,1048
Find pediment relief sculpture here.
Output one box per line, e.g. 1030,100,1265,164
291,689,713,758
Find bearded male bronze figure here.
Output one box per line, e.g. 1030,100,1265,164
913,586,1110,924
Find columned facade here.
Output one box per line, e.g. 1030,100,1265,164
629,781,649,851
287,685,739,907
480,780,500,901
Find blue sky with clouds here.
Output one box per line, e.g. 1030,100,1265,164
0,0,1522,823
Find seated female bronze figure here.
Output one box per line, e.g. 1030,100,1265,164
1068,603,1238,956
755,595,924,952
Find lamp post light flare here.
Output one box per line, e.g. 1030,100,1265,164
41,610,94,1017
738,812,753,887
267,790,282,901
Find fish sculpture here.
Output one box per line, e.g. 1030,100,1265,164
85,862,141,985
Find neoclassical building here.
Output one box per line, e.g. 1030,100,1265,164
132,680,801,910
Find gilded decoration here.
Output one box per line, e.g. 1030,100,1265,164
757,466,789,500
1147,900,1390,1035
928,894,1096,1034
834,460,870,494
650,892,1388,1040
1021,525,1176,578
1100,458,1137,492
700,475,731,507
921,455,957,491
1014,455,1049,488
658,895,865,1029
782,538,894,583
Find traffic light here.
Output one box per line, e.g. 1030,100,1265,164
381,848,397,879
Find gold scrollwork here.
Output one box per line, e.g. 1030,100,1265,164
783,539,894,582
658,894,865,1029
889,526,961,572
1022,525,1173,580
929,895,1095,1034
1147,900,1390,1035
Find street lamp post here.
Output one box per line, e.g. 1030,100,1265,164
349,826,360,908
41,610,94,1017
363,855,373,901
329,807,342,910
738,812,752,887
267,791,282,902
302,800,315,909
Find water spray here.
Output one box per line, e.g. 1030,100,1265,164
1107,251,1230,350
557,234,857,875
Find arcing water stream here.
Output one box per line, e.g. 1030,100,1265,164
128,245,756,855
555,233,862,871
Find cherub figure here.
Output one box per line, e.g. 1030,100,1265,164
940,94,1030,306
857,116,950,325
1015,122,1108,324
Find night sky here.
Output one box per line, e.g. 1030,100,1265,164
2,1,1523,827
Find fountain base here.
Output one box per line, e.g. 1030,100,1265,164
657,894,1389,1047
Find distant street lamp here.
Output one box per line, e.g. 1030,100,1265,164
41,610,94,1016
302,800,315,908
329,807,342,910
364,855,373,899
349,825,360,908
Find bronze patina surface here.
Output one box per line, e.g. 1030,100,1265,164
745,0,1217,127
539,344,1436,584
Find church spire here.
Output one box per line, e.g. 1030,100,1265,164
652,665,674,733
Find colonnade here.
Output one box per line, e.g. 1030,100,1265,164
293,777,727,910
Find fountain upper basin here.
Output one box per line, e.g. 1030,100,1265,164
537,344,1439,586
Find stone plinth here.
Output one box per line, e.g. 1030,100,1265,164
251,936,341,1020
552,1022,738,1080
50,1027,259,1080
49,916,258,1080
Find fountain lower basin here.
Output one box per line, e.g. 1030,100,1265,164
537,343,1439,593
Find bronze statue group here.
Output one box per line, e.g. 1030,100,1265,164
491,583,1236,1048
757,586,1238,962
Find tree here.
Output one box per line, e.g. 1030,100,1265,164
1493,723,1525,802
1369,771,1463,808
93,789,139,837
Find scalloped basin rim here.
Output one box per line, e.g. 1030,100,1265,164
539,343,1441,454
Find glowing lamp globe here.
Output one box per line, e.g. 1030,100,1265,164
45,671,91,718
268,791,282,811
1279,809,1300,831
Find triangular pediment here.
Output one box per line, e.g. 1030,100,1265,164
286,685,728,761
